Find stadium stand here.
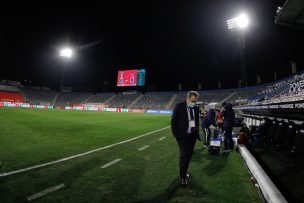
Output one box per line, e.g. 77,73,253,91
20,88,57,105
0,85,19,92
83,93,116,104
1,70,303,109
109,94,140,108
0,84,24,102
55,92,92,107
0,91,24,102
132,93,173,109
171,90,234,109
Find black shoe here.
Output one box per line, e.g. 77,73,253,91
181,178,188,187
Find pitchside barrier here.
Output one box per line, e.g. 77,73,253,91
0,102,53,109
64,107,173,114
145,109,173,114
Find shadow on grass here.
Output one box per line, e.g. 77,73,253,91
134,177,180,203
135,175,209,203
191,149,229,176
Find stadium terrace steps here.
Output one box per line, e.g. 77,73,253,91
83,93,115,104
218,91,237,105
166,94,177,109
20,91,28,102
128,94,143,108
80,95,94,104
103,94,116,105
110,94,140,108
51,93,60,106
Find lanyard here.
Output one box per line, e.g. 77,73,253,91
187,107,195,121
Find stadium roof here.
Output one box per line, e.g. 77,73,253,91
275,0,304,30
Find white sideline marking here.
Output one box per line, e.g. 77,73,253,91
101,159,122,169
158,136,166,141
27,184,65,201
0,126,170,177
138,145,150,151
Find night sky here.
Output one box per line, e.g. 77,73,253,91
1,0,303,92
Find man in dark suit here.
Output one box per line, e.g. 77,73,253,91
171,91,200,187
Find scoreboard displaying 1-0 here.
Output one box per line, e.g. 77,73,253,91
117,69,146,87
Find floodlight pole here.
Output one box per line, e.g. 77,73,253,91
59,48,72,91
238,31,247,87
60,64,66,90
227,14,249,87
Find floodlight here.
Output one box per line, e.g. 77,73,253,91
60,48,73,58
237,13,249,28
227,13,249,30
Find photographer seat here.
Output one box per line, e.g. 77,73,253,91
273,120,288,150
265,119,278,144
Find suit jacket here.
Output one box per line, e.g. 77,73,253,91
221,103,235,128
171,101,200,139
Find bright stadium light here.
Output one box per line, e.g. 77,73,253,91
59,48,73,58
58,47,73,90
237,13,249,28
227,13,250,87
227,13,249,30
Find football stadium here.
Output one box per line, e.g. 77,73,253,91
1,1,304,203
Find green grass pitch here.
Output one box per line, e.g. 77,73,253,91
0,107,261,202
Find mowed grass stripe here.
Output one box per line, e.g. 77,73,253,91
0,108,170,172
0,126,170,177
0,128,175,202
0,108,261,203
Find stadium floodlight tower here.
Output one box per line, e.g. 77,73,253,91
59,47,73,90
227,13,249,87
